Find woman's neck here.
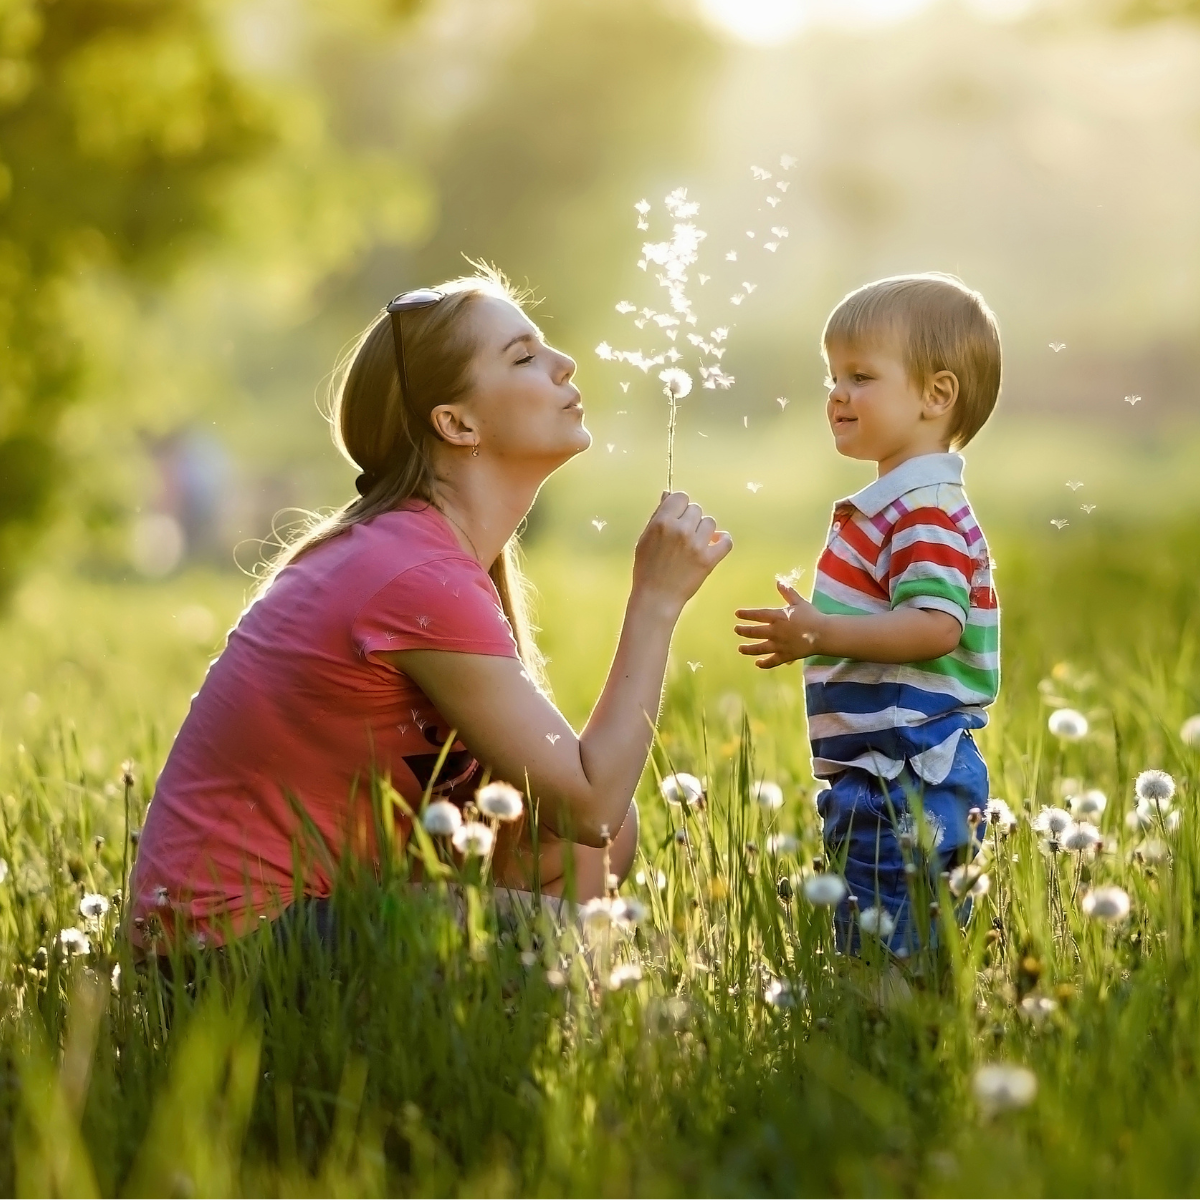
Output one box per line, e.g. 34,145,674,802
431,459,542,569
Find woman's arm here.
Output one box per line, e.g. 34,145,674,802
387,492,732,845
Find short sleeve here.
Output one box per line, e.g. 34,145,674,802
887,507,971,629
353,558,521,665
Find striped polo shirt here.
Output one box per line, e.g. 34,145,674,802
804,452,999,785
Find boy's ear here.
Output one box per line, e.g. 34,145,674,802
924,370,959,420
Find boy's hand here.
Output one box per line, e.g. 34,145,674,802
734,580,826,669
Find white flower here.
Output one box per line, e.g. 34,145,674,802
766,833,799,856
1018,995,1058,1025
612,897,647,927
80,893,110,921
451,821,494,858
59,928,91,956
1069,789,1107,818
985,798,1017,832
476,781,524,823
973,1064,1038,1113
1135,770,1175,808
858,906,895,939
1032,806,1073,840
658,368,692,398
752,781,784,811
581,897,614,930
948,865,990,898
1081,885,1130,922
660,772,703,807
1048,709,1088,741
803,873,847,907
608,962,642,990
1060,822,1103,853
764,978,795,1008
422,800,463,837
1180,714,1200,747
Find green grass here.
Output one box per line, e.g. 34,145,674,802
3,512,1200,1196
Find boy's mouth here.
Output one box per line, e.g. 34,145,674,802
832,415,857,432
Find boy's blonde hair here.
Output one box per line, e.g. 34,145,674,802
822,272,1002,449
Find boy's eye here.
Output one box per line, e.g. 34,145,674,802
853,373,871,384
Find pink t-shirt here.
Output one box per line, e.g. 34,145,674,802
129,503,519,946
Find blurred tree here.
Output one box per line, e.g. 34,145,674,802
0,0,271,595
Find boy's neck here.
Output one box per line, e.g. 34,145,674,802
876,442,953,479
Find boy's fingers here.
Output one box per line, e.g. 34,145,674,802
737,640,773,656
755,654,785,669
734,606,783,622
775,579,803,604
733,623,772,639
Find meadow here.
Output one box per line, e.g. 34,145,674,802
2,459,1200,1197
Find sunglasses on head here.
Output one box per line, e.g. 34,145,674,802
386,288,445,399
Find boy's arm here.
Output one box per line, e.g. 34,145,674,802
734,580,961,669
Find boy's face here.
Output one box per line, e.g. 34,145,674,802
823,332,947,473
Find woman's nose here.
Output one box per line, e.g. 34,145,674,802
555,351,577,383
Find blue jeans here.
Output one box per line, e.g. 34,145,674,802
817,733,989,957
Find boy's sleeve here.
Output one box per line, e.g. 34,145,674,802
886,507,972,629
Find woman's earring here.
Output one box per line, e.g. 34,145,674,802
471,440,480,457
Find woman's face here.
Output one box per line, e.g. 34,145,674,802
458,295,590,470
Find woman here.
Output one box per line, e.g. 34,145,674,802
130,270,732,948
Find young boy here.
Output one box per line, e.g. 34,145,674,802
734,273,1001,955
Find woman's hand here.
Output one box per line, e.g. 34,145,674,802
631,491,733,615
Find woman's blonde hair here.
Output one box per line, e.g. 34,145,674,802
257,266,548,690
822,272,1002,449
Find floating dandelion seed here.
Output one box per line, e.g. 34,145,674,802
803,873,847,906
731,294,745,306
1082,885,1130,922
1049,342,1066,352
725,251,737,261
634,199,650,215
660,772,704,807
606,444,615,453
476,781,524,823
764,242,779,252
596,342,614,360
637,218,649,230
742,282,757,293
770,226,789,238
59,928,91,956
747,482,763,493
1061,822,1103,853
1081,504,1097,514
80,893,109,920
743,416,749,428
764,978,795,1009
417,615,430,629
776,397,789,409
780,154,797,169
615,301,636,314
1048,708,1088,740
698,273,711,284
776,180,791,191
452,821,494,857
973,1064,1038,1114
592,519,607,532
1125,394,1141,405
1050,519,1069,530
767,196,781,207
1180,714,1200,746
1069,788,1107,817
422,800,462,837
750,165,772,180
1135,769,1175,806
859,906,895,939
753,781,784,810
608,962,642,990
1066,480,1084,491
687,661,702,672
619,382,630,393
545,733,560,745
745,231,756,239
1033,806,1073,839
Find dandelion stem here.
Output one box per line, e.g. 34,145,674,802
666,395,678,491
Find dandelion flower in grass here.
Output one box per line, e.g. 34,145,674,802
1019,995,1058,1025
985,798,1018,833
1125,802,1155,832
803,873,847,907
1060,822,1103,853
1135,769,1175,809
660,772,703,807
612,897,647,927
973,1064,1038,1114
1032,806,1073,840
476,781,524,823
1070,789,1107,818
767,833,799,856
422,800,462,837
1082,885,1130,922
1136,837,1169,863
1180,715,1200,747
608,962,642,990
858,906,895,939
1048,708,1088,741
80,893,110,921
581,897,614,931
59,928,90,957
752,780,784,811
764,978,795,1009
451,821,494,858
948,865,990,898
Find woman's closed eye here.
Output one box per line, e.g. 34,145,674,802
514,352,535,365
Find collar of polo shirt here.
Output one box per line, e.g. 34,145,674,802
837,451,965,518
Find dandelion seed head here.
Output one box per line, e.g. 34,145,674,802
948,865,990,898
658,367,692,398
752,780,784,810
1125,803,1155,832
476,781,524,823
1048,708,1088,740
858,905,895,938
1060,821,1103,853
1019,995,1058,1025
764,978,795,1008
660,772,704,807
1033,806,1074,839
973,1063,1038,1113
451,821,494,857
80,893,109,920
1135,769,1175,805
1069,788,1107,817
986,798,1018,832
612,897,648,927
59,927,91,956
1137,836,1169,862
608,962,642,990
1082,885,1130,922
767,833,799,855
422,800,462,837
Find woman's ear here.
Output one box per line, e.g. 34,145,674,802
429,404,477,449
924,370,959,420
